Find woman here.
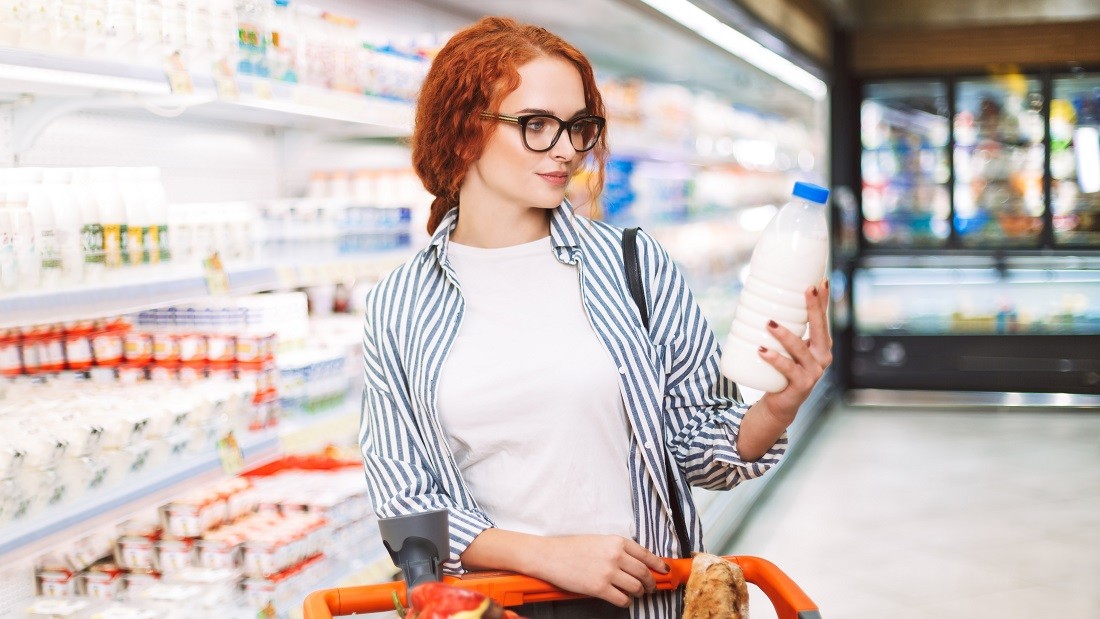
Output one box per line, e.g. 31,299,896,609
359,16,831,619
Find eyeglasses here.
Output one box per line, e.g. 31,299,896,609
479,112,605,153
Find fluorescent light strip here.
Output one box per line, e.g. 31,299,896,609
0,63,171,95
638,0,827,100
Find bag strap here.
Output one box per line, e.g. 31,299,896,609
621,227,693,558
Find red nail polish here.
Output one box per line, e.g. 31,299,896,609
758,346,767,353
825,280,830,290
812,287,819,296
767,320,778,328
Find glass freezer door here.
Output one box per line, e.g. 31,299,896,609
1051,74,1100,246
953,75,1046,247
860,81,951,247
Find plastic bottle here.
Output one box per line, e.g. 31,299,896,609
43,168,85,285
71,168,106,281
10,194,41,289
118,168,150,266
269,0,299,82
235,0,270,77
140,168,171,264
24,169,64,288
719,182,830,393
0,207,18,291
92,168,128,269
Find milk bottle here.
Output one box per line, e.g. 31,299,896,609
720,182,830,393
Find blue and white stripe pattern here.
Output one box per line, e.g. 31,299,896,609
359,203,787,618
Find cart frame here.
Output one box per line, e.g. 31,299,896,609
303,555,820,618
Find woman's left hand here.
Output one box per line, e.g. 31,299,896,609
757,278,833,425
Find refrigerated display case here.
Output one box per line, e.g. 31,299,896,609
851,70,1100,395
850,256,1100,393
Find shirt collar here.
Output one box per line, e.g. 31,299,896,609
428,201,582,266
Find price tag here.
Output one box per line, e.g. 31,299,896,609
203,252,230,295
216,431,245,475
213,58,240,100
163,51,194,94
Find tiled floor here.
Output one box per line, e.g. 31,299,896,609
726,403,1100,619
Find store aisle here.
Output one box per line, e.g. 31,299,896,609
726,403,1100,619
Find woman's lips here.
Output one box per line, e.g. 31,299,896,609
537,172,569,187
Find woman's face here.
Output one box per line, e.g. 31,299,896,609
466,55,590,211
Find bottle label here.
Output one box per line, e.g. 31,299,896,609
82,223,106,265
127,226,145,265
39,230,63,271
158,225,171,262
142,225,154,264
104,223,124,267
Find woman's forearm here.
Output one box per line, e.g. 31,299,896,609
460,528,541,573
736,396,791,462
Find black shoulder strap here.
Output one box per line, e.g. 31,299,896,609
622,227,650,329
622,227,693,558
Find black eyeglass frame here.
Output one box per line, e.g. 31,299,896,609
479,111,606,153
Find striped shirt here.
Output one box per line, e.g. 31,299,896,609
359,203,787,618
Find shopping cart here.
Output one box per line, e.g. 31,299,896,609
303,554,820,618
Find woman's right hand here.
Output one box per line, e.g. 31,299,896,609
528,535,670,608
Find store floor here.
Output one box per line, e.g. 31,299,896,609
726,402,1100,619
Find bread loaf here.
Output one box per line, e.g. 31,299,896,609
681,552,749,619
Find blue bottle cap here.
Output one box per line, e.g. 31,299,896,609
792,182,829,204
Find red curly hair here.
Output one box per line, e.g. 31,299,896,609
412,16,608,234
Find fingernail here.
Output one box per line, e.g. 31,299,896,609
662,563,671,574
767,319,778,328
825,279,830,290
758,346,768,353
812,286,819,296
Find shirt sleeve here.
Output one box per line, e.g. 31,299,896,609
638,230,788,490
359,286,494,572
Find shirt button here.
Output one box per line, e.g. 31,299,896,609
618,367,627,374
644,441,654,449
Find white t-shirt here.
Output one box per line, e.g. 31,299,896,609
437,235,635,539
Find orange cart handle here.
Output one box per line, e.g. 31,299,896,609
303,555,820,619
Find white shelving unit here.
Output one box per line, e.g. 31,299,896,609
0,430,280,561
0,264,278,329
0,47,414,160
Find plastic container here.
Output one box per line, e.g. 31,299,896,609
720,182,830,393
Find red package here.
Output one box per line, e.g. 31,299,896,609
404,582,526,619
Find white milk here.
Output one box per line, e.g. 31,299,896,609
720,183,830,393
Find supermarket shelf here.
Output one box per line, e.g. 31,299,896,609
0,263,281,329
0,48,413,143
278,402,361,454
0,430,280,561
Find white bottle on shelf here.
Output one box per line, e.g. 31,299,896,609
118,168,150,266
0,206,18,291
43,168,85,285
719,182,830,393
25,169,64,288
9,193,41,290
140,167,172,264
71,168,107,282
91,168,128,269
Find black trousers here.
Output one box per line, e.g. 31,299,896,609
510,598,630,618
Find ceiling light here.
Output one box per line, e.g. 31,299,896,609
637,0,827,100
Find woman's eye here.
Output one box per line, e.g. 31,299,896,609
527,119,547,132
